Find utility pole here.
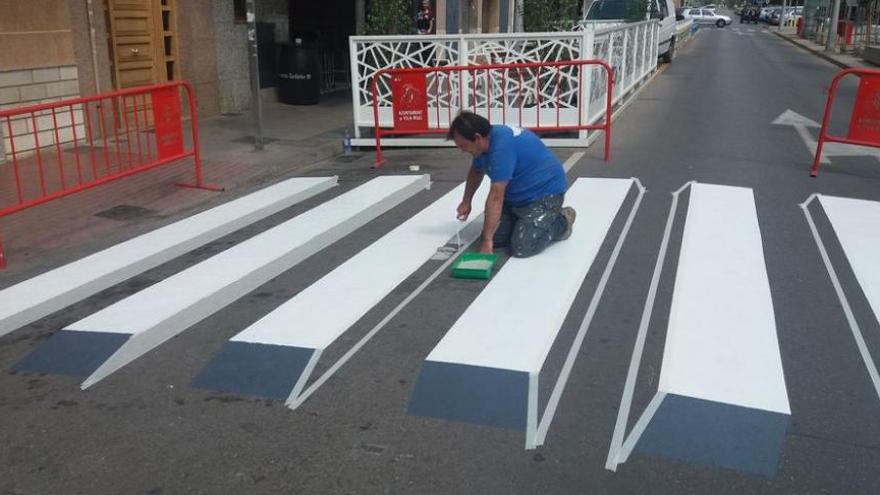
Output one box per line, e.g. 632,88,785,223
246,0,264,150
779,0,786,32
826,0,842,52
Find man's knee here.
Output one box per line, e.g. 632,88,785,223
509,237,546,258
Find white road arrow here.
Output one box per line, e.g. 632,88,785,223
773,109,880,165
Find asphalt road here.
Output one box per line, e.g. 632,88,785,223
2,22,880,494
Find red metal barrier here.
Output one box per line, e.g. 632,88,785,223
0,81,222,268
811,68,880,177
371,60,614,168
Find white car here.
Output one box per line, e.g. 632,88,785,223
583,0,680,62
683,8,731,27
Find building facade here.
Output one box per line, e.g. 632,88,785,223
0,0,517,130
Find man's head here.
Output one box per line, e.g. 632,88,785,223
447,111,491,157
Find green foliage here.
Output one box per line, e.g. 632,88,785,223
522,0,581,31
365,0,411,35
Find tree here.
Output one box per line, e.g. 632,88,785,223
365,0,411,35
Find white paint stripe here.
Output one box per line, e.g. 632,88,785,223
0,177,338,337
232,182,488,348
75,175,430,389
287,350,323,404
659,183,789,414
605,181,691,471
426,178,634,372
802,196,880,401
534,178,645,447
615,392,667,464
562,152,585,172
526,372,540,449
287,218,484,409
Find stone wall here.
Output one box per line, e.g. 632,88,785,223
0,0,81,161
0,66,83,160
178,0,221,116
214,0,251,113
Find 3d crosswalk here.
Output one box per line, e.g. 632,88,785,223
802,194,880,402
0,176,338,337
192,180,490,405
15,175,430,388
7,172,880,479
607,183,790,477
408,178,639,448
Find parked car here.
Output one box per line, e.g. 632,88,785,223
675,7,689,21
740,7,759,24
759,7,780,22
683,8,732,27
583,0,679,62
769,8,801,26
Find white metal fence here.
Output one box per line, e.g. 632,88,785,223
348,20,659,147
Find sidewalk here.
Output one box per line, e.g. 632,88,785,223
0,89,357,284
774,29,877,70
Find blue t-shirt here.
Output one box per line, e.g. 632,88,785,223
472,125,567,207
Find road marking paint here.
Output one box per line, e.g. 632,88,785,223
15,176,431,389
801,194,880,401
0,177,338,337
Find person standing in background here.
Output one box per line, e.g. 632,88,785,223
416,0,435,34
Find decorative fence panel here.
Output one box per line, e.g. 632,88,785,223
349,20,659,147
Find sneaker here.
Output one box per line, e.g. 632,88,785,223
560,206,576,240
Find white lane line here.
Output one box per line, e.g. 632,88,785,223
563,152,586,173
604,180,694,471
615,391,667,464
287,219,485,409
800,195,880,401
533,178,646,447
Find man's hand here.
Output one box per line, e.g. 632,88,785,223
478,239,494,254
456,201,471,221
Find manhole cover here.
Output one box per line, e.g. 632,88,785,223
94,204,157,221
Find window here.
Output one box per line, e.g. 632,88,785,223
657,0,668,19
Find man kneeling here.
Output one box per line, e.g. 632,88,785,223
449,111,575,258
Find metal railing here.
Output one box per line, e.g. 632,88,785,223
372,59,615,167
349,20,659,148
0,81,221,268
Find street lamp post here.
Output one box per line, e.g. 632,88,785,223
246,0,264,151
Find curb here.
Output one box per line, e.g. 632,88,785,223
772,31,851,69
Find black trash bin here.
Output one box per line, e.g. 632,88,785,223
278,36,320,105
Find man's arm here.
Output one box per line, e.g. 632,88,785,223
479,181,507,253
457,166,485,220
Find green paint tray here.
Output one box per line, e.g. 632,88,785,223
451,252,498,280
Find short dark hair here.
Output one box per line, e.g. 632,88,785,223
447,111,491,141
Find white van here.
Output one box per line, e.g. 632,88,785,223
582,0,679,62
